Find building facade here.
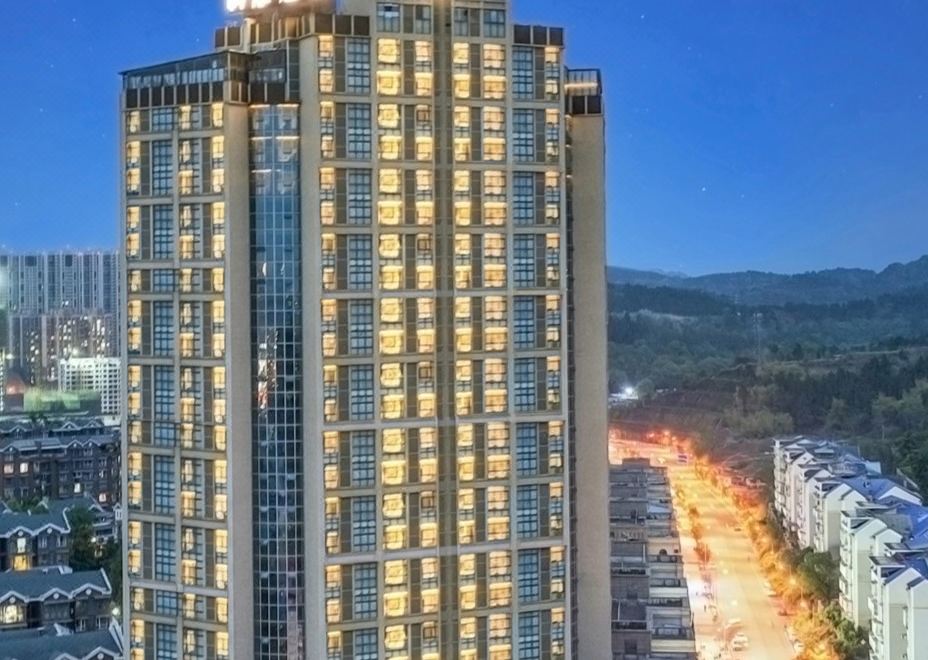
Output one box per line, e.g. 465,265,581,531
0,251,119,386
58,358,122,417
609,460,696,660
0,566,112,633
0,417,120,505
121,1,609,659
0,252,117,318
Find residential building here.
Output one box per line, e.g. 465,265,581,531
0,252,117,317
0,566,112,633
0,251,119,386
0,505,72,572
0,496,112,572
609,460,696,660
839,503,908,629
58,357,121,416
774,437,883,548
0,416,120,505
6,314,117,387
0,623,123,660
813,475,919,557
121,1,610,658
867,552,928,660
776,436,928,658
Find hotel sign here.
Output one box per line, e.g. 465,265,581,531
226,0,311,12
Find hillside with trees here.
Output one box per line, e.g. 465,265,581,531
608,274,928,493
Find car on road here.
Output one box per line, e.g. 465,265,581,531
731,633,749,651
763,580,777,597
725,618,743,631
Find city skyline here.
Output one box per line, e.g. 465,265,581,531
4,1,928,275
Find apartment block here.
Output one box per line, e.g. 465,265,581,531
120,1,610,658
0,252,117,318
773,437,889,550
58,358,122,417
0,416,120,505
0,252,119,386
868,551,928,660
609,460,696,660
840,502,928,630
776,437,928,659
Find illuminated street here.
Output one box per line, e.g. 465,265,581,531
612,433,797,660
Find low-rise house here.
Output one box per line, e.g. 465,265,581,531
0,505,71,571
0,496,114,571
0,566,112,632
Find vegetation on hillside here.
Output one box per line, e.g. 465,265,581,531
608,283,928,390
609,281,928,493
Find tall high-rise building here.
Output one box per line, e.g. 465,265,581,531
120,1,609,658
0,251,119,384
0,251,118,317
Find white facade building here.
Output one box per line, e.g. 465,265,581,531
840,505,906,629
58,357,121,416
813,477,919,557
868,554,928,660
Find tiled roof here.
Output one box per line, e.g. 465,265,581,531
0,567,110,604
0,624,122,660
0,495,105,538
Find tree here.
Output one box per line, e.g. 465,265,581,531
798,550,839,602
68,507,99,572
825,398,851,432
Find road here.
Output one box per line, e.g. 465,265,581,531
612,436,797,660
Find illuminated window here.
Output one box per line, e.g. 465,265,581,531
454,75,471,99
414,70,433,97
484,78,506,100
0,605,23,625
377,201,402,226
377,70,401,95
319,36,334,93
378,38,400,64
385,625,407,652
211,103,224,128
416,136,433,161
483,44,506,75
380,168,401,195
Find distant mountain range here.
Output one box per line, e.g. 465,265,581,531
608,256,928,305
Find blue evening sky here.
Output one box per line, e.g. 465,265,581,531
1,0,926,275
